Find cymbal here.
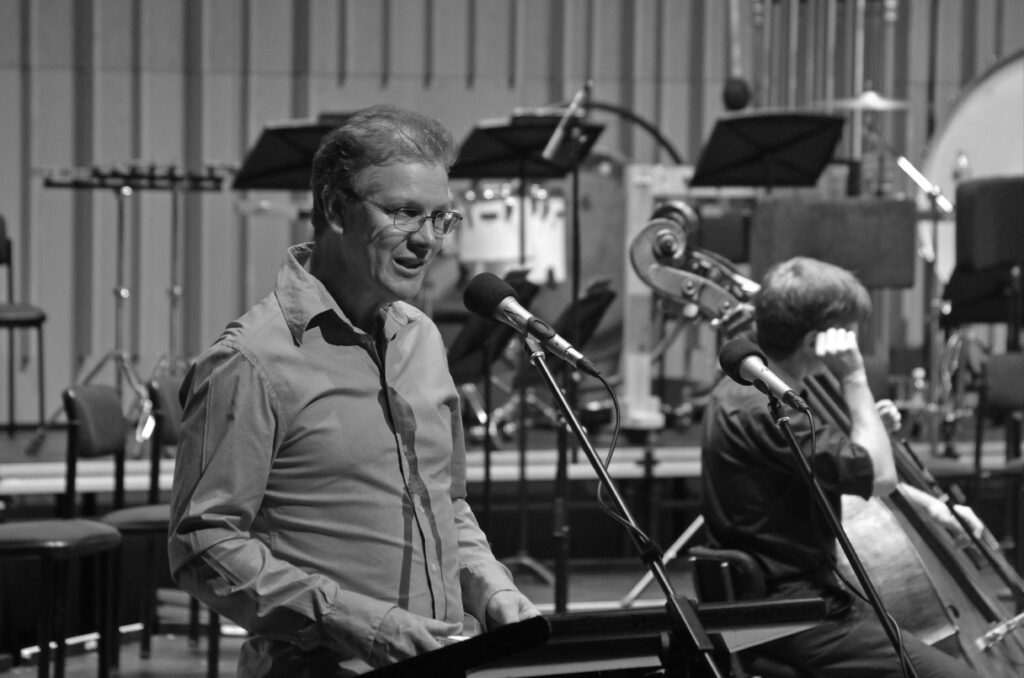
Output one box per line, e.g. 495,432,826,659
822,90,908,111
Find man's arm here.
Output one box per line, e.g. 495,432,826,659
816,328,898,497
168,347,401,662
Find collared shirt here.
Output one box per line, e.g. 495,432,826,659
168,243,517,675
701,376,875,595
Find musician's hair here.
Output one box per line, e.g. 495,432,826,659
754,257,872,360
309,104,457,235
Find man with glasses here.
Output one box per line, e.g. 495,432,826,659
169,105,539,677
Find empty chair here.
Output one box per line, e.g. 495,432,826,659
0,215,47,436
63,383,222,675
0,518,120,677
973,351,1024,573
688,545,816,678
148,374,222,678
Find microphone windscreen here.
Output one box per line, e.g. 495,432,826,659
463,272,515,317
718,338,766,385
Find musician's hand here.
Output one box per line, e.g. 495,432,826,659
902,483,985,548
815,328,865,382
368,607,462,667
484,590,542,630
875,399,902,433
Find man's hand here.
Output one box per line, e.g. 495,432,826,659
875,399,902,433
900,483,986,548
368,607,462,667
815,327,865,381
484,590,542,630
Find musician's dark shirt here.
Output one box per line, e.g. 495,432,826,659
701,376,875,613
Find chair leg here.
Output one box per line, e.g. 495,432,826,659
36,325,45,433
140,538,156,658
37,557,54,678
206,610,220,678
54,558,72,678
189,596,201,647
110,548,122,669
98,550,114,678
6,327,13,437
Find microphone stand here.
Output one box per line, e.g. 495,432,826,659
766,395,919,678
522,335,727,678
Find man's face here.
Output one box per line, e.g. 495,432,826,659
324,161,451,315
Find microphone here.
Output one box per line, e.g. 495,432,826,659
718,338,808,410
463,272,600,377
541,80,592,162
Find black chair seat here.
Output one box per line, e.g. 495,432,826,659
0,302,46,326
101,503,171,533
0,519,121,557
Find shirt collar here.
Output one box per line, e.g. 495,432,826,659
275,242,421,346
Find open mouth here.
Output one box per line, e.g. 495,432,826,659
394,257,425,272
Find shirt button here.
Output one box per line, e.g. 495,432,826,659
430,563,439,572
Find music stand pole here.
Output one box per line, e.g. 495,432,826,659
553,154,583,613
522,336,726,678
506,177,555,585
151,171,189,379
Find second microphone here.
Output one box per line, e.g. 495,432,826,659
463,272,601,377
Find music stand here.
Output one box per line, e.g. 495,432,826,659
448,269,540,533
233,115,349,190
451,111,603,590
689,112,845,190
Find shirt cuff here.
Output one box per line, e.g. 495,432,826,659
460,560,519,628
320,589,397,662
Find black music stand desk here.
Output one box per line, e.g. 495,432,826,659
690,112,845,190
233,114,350,190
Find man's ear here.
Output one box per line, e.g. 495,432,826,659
801,330,819,353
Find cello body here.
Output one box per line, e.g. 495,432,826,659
809,375,1024,678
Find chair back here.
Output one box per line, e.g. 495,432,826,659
985,352,1024,413
147,375,184,504
688,544,768,602
62,385,130,517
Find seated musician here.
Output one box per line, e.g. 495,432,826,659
701,256,983,678
168,105,539,677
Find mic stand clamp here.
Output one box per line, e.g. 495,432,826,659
766,396,919,678
521,335,727,678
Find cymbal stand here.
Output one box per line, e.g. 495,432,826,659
150,173,189,378
523,336,727,678
28,178,152,456
29,166,223,455
892,154,955,458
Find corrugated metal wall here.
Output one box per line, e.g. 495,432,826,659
0,0,1021,426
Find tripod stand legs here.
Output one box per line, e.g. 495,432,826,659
619,515,705,607
500,364,555,585
23,350,152,456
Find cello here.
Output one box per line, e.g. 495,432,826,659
805,372,1024,677
628,216,1024,676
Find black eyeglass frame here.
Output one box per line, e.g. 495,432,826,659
343,189,462,236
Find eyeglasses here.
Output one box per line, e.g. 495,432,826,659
345,191,462,236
